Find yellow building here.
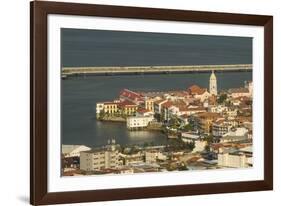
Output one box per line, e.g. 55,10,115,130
118,100,138,116
145,98,155,112
103,102,118,114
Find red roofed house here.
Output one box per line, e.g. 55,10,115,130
187,85,210,102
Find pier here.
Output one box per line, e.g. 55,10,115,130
62,64,252,77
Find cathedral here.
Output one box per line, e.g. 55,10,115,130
209,70,217,96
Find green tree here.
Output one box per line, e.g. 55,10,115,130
186,141,195,151
217,94,227,104
204,134,214,144
205,145,210,152
183,124,193,131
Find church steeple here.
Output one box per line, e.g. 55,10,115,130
209,70,217,96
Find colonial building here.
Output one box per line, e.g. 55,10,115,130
126,115,154,129
209,70,218,96
96,103,104,116
144,98,155,112
118,100,138,116
96,101,119,117
191,112,221,134
103,102,119,114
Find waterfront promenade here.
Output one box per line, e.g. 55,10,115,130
62,64,252,76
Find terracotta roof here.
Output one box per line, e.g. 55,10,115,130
154,99,167,105
172,100,187,107
161,101,174,109
118,100,137,108
137,108,151,113
178,106,189,111
187,85,207,95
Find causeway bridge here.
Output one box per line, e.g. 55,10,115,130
62,64,252,76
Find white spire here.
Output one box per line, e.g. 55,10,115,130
209,70,217,95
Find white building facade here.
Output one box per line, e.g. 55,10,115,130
218,152,252,168
127,116,154,129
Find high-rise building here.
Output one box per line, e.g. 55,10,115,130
80,139,121,171
209,70,217,95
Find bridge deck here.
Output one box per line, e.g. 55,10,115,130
62,64,252,75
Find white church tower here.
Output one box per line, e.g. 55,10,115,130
209,70,217,96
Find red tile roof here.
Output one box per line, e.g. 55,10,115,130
154,99,167,105
137,108,151,113
118,100,137,108
161,101,174,109
120,89,143,100
187,85,207,95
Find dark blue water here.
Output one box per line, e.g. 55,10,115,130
62,72,252,147
61,29,252,67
